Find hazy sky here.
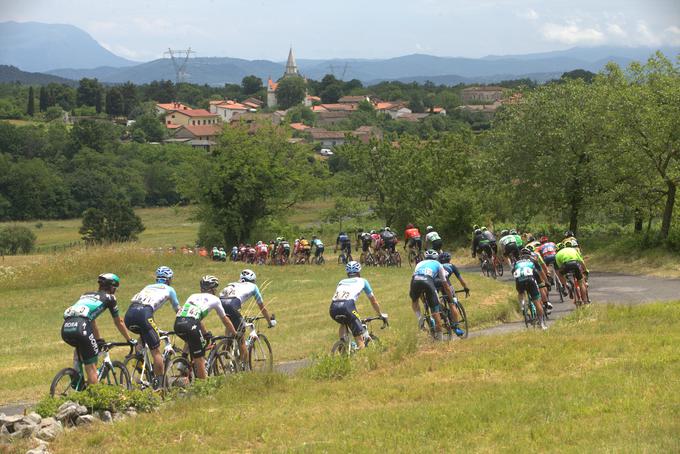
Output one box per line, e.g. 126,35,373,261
1,0,679,61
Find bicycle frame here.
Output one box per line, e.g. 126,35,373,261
132,332,177,388
72,342,132,390
337,316,388,354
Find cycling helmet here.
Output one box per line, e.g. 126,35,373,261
500,229,509,236
520,247,532,257
155,266,173,282
556,242,565,251
200,275,219,291
438,251,451,263
385,227,391,232
509,229,517,235
526,235,535,242
473,224,480,231
312,235,317,239
346,261,362,275
525,244,535,252
481,226,488,231
240,269,256,283
474,228,482,235
406,223,414,229
370,230,376,234
98,273,120,288
424,249,439,260
564,230,574,238
540,236,548,244
563,240,574,248
426,225,433,232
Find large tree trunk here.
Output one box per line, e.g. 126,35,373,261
660,180,676,239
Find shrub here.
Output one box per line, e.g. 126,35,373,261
306,354,353,380
0,225,36,255
33,385,160,417
79,201,145,244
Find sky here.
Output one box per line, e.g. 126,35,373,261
1,0,679,62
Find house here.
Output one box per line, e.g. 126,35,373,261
156,102,190,115
267,47,302,107
308,129,348,148
339,95,369,104
397,113,430,122
316,111,351,126
174,124,222,141
289,122,311,132
164,109,220,128
209,100,249,122
352,125,382,144
431,107,447,115
374,101,412,119
460,86,503,103
303,95,321,107
243,97,264,108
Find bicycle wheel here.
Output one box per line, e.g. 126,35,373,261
211,350,238,376
249,334,273,372
394,252,402,268
50,367,82,398
408,250,416,267
365,333,381,349
331,339,349,355
496,260,504,277
522,302,531,328
453,300,469,339
100,361,132,390
125,353,151,389
164,356,192,389
318,255,325,265
337,254,343,265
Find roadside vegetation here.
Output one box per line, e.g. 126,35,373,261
47,302,680,453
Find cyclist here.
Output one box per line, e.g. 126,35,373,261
471,228,494,267
512,249,548,330
409,250,457,340
174,275,238,379
370,229,383,254
537,236,558,284
212,246,220,261
356,230,372,254
335,231,352,259
425,226,443,252
481,227,498,261
403,223,422,253
298,236,311,262
256,241,269,263
312,235,325,262
524,244,554,314
230,246,239,262
438,252,470,297
61,273,137,386
329,261,387,350
563,230,582,252
555,241,589,305
124,266,180,390
499,229,520,267
219,269,276,368
381,227,397,253
278,238,291,263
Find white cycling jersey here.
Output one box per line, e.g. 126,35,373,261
219,282,263,310
331,277,374,303
176,293,225,321
426,231,441,242
131,283,180,313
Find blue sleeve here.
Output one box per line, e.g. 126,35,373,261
168,286,180,312
449,264,461,280
362,279,374,297
254,286,263,306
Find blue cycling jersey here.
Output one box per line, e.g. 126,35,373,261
413,259,445,279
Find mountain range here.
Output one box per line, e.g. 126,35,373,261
1,22,678,86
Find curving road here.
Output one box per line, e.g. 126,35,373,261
3,271,679,416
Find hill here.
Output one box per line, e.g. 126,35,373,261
0,65,75,85
0,21,137,72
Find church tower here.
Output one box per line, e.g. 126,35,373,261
284,47,299,77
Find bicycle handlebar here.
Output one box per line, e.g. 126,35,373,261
100,342,134,355
361,316,389,328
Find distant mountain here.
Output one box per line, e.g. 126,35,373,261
0,65,74,85
0,21,137,72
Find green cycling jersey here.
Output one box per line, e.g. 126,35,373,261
555,247,584,268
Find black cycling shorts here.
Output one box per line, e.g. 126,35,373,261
490,241,498,255
515,279,541,302
61,317,99,365
315,246,325,257
503,243,519,258
340,241,351,254
174,317,205,359
560,260,583,280
543,254,557,268
477,242,493,257
124,304,160,350
409,275,441,313
329,300,363,337
221,298,244,332
408,238,422,250
431,239,443,251
361,240,371,252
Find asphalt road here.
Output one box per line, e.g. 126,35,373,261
3,270,679,416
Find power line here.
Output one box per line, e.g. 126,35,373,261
164,48,196,84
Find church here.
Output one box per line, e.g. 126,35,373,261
267,48,301,107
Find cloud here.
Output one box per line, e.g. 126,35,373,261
606,23,627,38
541,22,605,45
99,42,157,61
517,8,539,21
664,25,680,45
636,21,662,46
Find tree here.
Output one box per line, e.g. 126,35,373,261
0,226,36,255
120,82,139,116
132,113,166,142
561,69,596,83
105,87,125,116
241,75,263,95
79,201,145,244
39,86,48,112
285,105,315,125
275,77,306,109
76,78,103,108
70,119,120,153
27,86,35,116
321,82,344,104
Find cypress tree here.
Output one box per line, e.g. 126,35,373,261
39,86,48,112
27,86,35,116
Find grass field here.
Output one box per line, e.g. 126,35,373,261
44,302,680,453
0,245,515,404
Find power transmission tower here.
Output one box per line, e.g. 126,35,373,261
164,48,196,84
340,62,349,80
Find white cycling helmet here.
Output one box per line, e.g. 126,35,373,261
345,261,362,275
426,225,433,232
240,269,256,283
424,249,439,260
200,275,219,291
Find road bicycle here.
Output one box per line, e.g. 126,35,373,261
385,249,402,267
331,316,389,356
336,248,353,265
125,330,181,390
50,341,133,397
564,270,590,307
215,314,275,373
163,334,236,389
548,263,565,304
479,250,497,279
407,247,424,267
420,289,469,340
311,250,326,265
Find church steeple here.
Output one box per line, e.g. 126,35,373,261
284,47,299,77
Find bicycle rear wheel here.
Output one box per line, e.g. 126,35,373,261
496,260,504,277
331,339,350,355
100,361,131,390
249,334,273,372
211,350,238,376
453,300,469,338
125,353,151,389
164,356,192,389
50,367,82,398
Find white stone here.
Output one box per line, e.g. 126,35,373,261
75,415,96,426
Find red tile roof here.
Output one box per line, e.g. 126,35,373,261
157,102,190,111
168,108,216,118
268,78,278,91
215,100,248,110
176,124,222,137
289,122,310,131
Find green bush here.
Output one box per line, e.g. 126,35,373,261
32,384,160,417
0,225,36,255
34,396,66,418
306,354,353,380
